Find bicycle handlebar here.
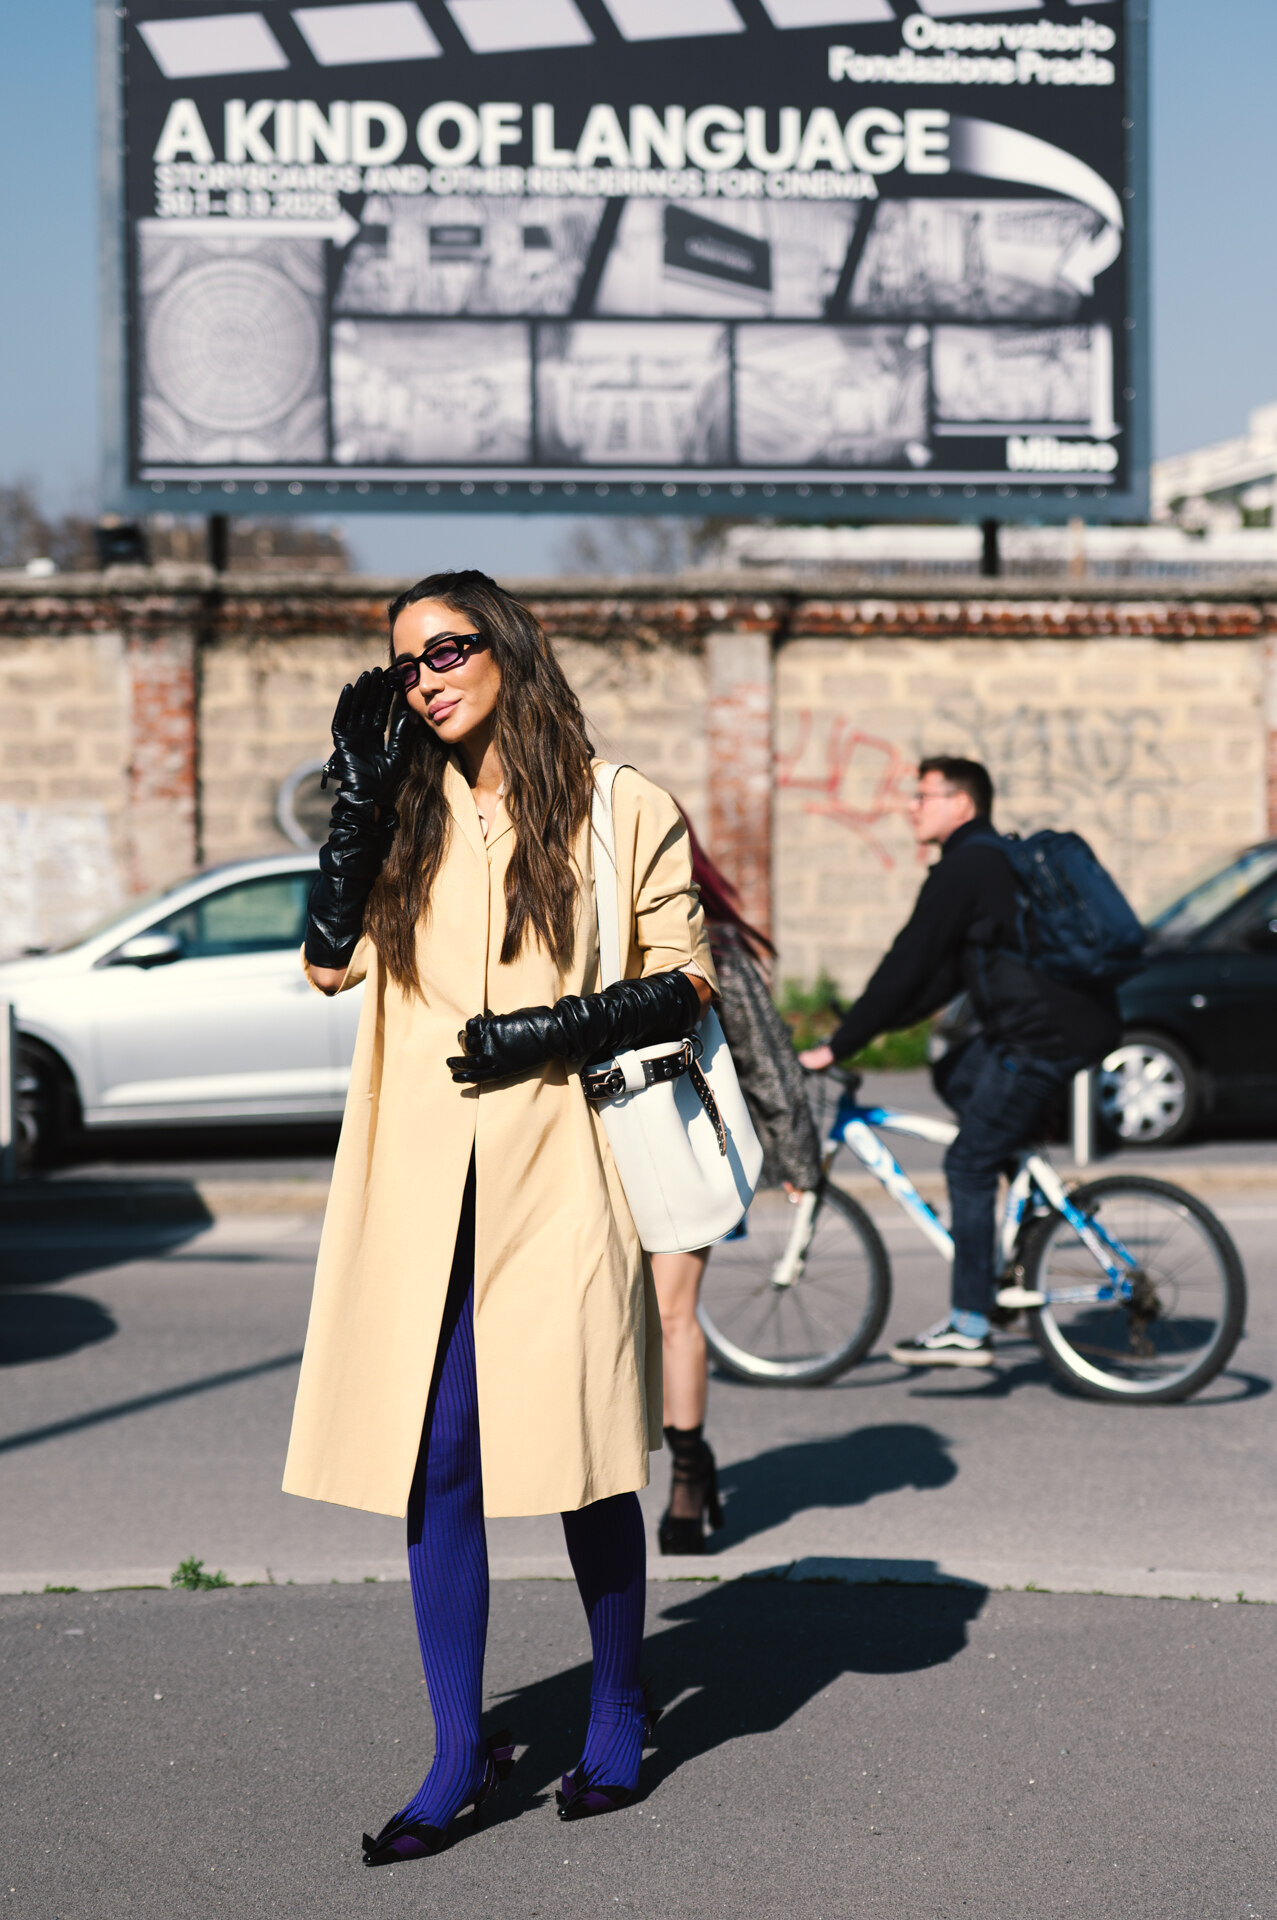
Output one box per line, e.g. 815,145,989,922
799,1061,862,1096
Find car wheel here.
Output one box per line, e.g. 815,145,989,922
1096,1031,1198,1147
15,1039,80,1171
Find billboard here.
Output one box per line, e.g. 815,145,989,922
102,0,1148,517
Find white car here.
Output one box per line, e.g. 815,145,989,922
0,854,362,1165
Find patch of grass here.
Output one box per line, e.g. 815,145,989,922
170,1556,231,1592
43,1584,79,1594
777,974,931,1070
778,971,843,1050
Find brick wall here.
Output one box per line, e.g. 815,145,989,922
1,573,1274,987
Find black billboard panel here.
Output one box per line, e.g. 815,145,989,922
103,0,1148,516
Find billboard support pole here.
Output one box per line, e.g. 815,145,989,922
208,516,230,574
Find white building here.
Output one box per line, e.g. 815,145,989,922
1151,403,1277,528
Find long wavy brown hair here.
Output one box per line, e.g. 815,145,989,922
363,570,595,992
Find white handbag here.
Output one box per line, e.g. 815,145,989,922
585,764,764,1254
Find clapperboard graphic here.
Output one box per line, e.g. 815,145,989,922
114,0,1142,507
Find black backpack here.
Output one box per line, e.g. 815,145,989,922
970,826,1145,987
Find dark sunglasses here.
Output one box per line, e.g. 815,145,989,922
389,631,485,690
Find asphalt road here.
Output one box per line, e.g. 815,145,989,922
3,1097,1274,1920
2,1136,1274,1602
4,1579,1273,1920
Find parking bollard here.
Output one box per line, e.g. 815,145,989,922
0,1002,15,1182
1070,1066,1095,1169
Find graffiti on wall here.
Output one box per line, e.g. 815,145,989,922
777,698,1184,884
775,713,916,869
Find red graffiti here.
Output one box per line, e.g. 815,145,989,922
776,711,916,869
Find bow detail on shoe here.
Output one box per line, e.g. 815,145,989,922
361,1727,515,1866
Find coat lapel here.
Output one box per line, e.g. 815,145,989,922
443,754,488,862
484,799,515,848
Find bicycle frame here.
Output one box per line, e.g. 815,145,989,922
818,1088,1140,1307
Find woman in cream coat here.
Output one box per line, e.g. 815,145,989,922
287,570,713,1864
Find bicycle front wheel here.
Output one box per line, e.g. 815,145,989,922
1021,1175,1246,1403
697,1182,891,1386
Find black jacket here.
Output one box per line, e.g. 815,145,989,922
827,818,1123,1065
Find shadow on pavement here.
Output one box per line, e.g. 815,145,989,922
904,1351,1054,1399
1183,1369,1272,1405
489,1568,986,1814
712,1423,956,1550
0,1290,118,1365
903,1350,1272,1405
0,1179,214,1285
0,1346,303,1455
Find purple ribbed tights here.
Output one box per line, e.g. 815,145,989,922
400,1169,647,1830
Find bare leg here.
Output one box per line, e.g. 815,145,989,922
651,1248,710,1429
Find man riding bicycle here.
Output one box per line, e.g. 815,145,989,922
799,757,1123,1368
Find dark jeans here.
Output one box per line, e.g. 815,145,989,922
932,1036,1090,1318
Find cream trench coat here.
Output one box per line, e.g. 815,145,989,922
282,758,715,1520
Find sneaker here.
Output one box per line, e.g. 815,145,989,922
995,1283,1046,1310
889,1318,995,1369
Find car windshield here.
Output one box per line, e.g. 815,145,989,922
1147,845,1277,944
46,887,172,954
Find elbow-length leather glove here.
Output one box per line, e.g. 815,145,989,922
304,670,415,970
447,970,702,1085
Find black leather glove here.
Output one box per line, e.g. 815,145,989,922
447,971,702,1085
304,798,395,970
321,669,415,825
304,671,415,971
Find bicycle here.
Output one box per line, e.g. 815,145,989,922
697,1069,1247,1403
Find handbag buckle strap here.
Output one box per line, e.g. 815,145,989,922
583,1038,696,1103
687,1055,728,1157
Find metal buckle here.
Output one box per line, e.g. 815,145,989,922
586,1066,625,1100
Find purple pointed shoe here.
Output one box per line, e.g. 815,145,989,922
362,1729,515,1866
555,1692,662,1822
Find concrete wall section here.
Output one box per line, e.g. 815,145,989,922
1,577,1275,992
775,631,1266,994
706,628,773,937
556,636,707,841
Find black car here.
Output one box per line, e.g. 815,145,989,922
1099,842,1277,1145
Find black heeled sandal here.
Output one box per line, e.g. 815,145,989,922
657,1425,724,1555
555,1692,661,1822
362,1728,515,1866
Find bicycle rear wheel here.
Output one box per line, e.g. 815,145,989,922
1021,1175,1246,1403
697,1182,890,1386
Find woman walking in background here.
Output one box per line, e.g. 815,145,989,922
286,570,715,1859
651,816,822,1555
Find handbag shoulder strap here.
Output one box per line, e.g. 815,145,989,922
591,762,627,989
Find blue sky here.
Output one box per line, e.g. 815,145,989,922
1,1,1272,571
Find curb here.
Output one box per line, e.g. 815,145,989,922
3,1554,1271,1604
0,1179,328,1224
4,1163,1276,1223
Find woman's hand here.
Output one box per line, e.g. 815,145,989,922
323,668,416,815
309,963,347,996
798,1043,836,1072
